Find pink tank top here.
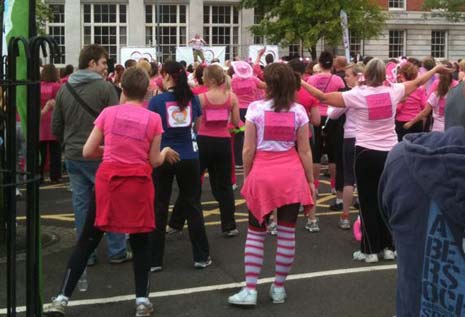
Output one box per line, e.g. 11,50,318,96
198,93,232,138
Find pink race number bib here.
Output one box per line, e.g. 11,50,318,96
365,93,393,120
112,112,149,141
263,111,295,142
234,80,254,96
205,108,229,126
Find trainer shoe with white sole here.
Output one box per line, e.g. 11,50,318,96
353,250,379,263
381,248,396,261
44,295,68,316
194,257,212,269
269,284,287,304
305,218,320,233
228,288,257,306
135,300,154,317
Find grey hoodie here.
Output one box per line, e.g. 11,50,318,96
52,69,118,160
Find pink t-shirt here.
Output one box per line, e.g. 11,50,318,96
94,104,163,165
342,83,406,151
232,76,262,109
296,87,319,139
328,106,356,139
307,73,345,116
246,99,309,152
427,92,447,132
197,93,233,138
192,85,209,95
395,86,426,122
40,81,61,141
428,79,459,98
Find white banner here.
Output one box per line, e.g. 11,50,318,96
176,46,226,65
120,47,157,65
248,45,279,65
340,10,351,62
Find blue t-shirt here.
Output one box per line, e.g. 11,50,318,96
149,92,201,160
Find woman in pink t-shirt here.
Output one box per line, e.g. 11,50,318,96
230,61,266,167
198,64,241,236
302,58,451,263
228,63,314,306
306,52,345,205
403,61,455,133
39,64,62,183
47,68,179,317
395,63,427,141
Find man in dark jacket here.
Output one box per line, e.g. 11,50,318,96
52,44,130,264
379,85,465,317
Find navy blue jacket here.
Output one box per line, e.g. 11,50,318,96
379,127,465,317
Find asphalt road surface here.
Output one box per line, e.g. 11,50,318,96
0,166,397,317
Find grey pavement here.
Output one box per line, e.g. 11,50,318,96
0,168,397,317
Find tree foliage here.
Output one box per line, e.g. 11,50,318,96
36,2,54,36
422,0,465,21
241,0,387,60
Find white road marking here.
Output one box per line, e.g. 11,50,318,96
0,264,396,314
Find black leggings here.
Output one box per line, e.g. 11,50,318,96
39,140,62,181
395,120,423,142
151,160,210,267
197,135,236,232
355,146,393,254
248,203,300,229
59,194,151,298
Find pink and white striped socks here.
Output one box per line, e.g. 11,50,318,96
274,222,296,287
244,227,266,290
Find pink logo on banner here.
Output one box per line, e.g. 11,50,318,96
205,108,228,126
263,111,295,142
365,93,393,121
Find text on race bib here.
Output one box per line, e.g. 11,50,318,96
263,111,295,142
112,111,149,141
166,101,192,128
365,93,393,120
234,80,254,95
205,108,229,127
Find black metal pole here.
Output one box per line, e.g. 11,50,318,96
6,41,18,317
26,1,40,316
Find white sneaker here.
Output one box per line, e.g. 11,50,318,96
232,184,238,191
228,288,257,306
135,299,154,317
269,284,287,304
365,253,379,263
44,294,68,315
353,250,367,261
381,248,396,261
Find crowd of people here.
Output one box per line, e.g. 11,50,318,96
34,43,465,317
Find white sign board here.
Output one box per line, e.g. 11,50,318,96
176,46,226,65
120,47,157,65
248,45,279,66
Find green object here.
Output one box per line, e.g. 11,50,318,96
5,0,29,134
240,0,386,60
422,0,465,21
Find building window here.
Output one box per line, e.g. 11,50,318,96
253,8,265,45
203,5,240,60
388,0,405,9
82,4,127,63
288,43,301,58
431,31,447,58
350,32,364,61
47,4,65,64
145,4,188,62
389,30,405,58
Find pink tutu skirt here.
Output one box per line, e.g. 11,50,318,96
241,149,314,224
